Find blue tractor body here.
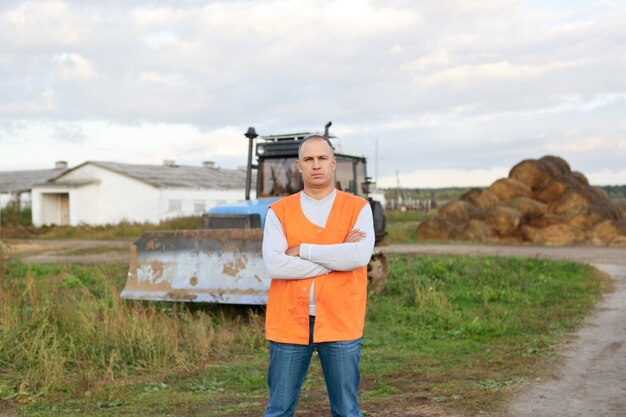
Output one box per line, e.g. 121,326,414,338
208,197,281,228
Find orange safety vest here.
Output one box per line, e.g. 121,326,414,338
265,190,369,344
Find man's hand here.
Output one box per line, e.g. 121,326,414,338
285,229,365,258
286,245,300,257
344,229,366,243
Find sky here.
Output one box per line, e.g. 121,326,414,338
1,0,625,188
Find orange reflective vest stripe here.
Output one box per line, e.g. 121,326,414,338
265,190,369,344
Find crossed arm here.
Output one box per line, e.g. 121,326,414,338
262,206,375,279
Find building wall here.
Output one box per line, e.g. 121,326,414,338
59,165,160,225
33,184,100,226
68,183,100,225
158,188,246,221
32,163,251,226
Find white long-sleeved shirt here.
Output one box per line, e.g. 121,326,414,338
262,189,375,315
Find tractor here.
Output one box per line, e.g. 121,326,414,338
121,122,387,304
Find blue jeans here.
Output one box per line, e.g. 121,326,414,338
264,316,363,417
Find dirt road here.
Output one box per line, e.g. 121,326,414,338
3,239,626,416
382,244,626,417
2,238,131,264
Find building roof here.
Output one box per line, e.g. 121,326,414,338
34,179,101,189
0,167,68,193
53,161,252,190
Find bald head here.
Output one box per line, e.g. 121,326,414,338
298,135,335,159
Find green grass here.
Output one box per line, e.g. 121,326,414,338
385,209,436,243
0,255,608,416
0,216,204,239
362,255,607,411
2,209,432,244
0,207,33,227
59,247,129,256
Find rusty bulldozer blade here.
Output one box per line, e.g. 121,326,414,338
120,229,268,304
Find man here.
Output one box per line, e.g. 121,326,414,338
262,134,375,417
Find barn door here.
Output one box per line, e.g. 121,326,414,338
59,194,70,226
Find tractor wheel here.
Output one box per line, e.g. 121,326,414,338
367,251,388,294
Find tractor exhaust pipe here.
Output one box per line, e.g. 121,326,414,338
244,127,259,200
324,121,332,139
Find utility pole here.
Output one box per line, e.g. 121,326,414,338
395,170,403,209
374,138,379,183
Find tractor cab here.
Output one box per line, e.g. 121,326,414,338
208,128,379,236
255,132,370,199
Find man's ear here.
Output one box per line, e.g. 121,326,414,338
296,159,302,173
331,157,337,171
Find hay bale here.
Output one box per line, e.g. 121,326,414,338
509,159,552,190
416,218,458,241
526,213,561,228
439,200,478,224
549,189,593,218
587,219,626,245
520,225,536,242
488,178,532,201
461,188,501,209
418,155,619,247
461,187,482,202
571,171,590,187
504,197,547,219
479,206,523,235
454,220,498,243
539,155,571,177
588,186,610,202
567,201,622,229
568,210,603,230
533,178,569,203
499,236,523,244
523,224,585,246
610,236,626,248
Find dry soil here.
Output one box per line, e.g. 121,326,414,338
382,243,626,417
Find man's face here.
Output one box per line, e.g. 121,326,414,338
297,138,336,190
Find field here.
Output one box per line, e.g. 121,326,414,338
384,210,436,243
0,254,608,416
0,213,204,240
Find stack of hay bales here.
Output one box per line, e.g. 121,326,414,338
417,155,626,247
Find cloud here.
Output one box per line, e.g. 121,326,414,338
0,0,625,185
409,59,584,87
55,52,96,80
377,167,510,188
0,1,93,50
138,71,182,86
587,168,626,186
0,119,26,142
0,89,56,115
52,123,86,143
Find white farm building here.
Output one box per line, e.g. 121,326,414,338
31,161,251,226
0,162,69,210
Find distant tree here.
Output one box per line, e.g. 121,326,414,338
600,185,626,200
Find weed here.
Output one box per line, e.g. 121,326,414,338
385,210,436,243
0,207,32,227
185,378,224,393
0,262,265,399
0,254,608,416
0,216,204,239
